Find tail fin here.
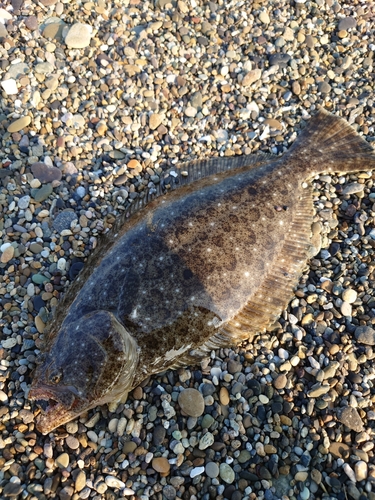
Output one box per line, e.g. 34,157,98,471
285,108,375,176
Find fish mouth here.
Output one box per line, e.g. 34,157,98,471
28,386,87,435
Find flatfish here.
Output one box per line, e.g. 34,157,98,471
29,109,375,434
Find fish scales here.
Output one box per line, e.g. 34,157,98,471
29,109,375,434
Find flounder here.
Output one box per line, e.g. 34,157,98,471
29,109,375,434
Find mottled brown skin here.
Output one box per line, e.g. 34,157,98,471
29,109,375,434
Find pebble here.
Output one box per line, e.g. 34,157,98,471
178,388,204,417
105,476,125,489
337,407,364,432
273,373,287,389
64,23,92,48
340,301,352,316
199,432,214,450
219,463,235,484
190,466,205,478
342,288,357,304
65,435,79,450
342,182,364,195
354,460,368,482
75,471,86,492
152,457,170,476
1,79,18,95
219,386,230,405
355,325,375,345
7,116,31,133
206,462,219,478
55,453,69,469
1,245,15,263
242,69,262,86
31,162,62,183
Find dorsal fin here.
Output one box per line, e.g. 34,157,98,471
112,153,276,230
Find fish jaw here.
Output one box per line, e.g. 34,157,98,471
28,384,93,435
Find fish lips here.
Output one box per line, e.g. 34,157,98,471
28,384,87,435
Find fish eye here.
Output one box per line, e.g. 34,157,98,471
49,370,62,385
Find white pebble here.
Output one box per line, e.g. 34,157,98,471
343,463,357,483
190,466,205,478
57,258,66,271
1,79,18,95
105,476,125,489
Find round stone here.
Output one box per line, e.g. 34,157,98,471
65,23,92,48
66,435,79,450
152,457,170,476
273,373,287,389
219,387,230,405
206,462,219,478
219,463,235,484
178,388,204,417
201,414,214,428
342,288,357,304
18,195,30,209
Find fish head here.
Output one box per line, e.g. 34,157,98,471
28,310,139,434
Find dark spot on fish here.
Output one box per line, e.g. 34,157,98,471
263,206,275,219
228,214,239,224
243,206,260,222
248,187,258,196
211,235,224,247
223,255,237,271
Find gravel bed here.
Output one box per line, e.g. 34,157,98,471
1,0,375,499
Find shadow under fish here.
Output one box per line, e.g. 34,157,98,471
28,108,375,434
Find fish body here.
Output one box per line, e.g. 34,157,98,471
29,109,375,434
